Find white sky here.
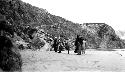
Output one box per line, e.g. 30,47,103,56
22,0,125,31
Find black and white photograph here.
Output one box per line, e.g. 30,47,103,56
0,0,125,72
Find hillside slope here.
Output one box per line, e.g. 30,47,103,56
0,0,81,39
0,0,124,49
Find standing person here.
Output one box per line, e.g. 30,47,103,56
77,37,87,55
77,41,82,55
65,40,70,54
76,36,87,55
77,36,83,55
74,35,80,53
53,37,58,52
58,39,63,53
58,42,63,53
81,39,87,54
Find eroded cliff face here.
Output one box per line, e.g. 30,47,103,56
80,23,125,49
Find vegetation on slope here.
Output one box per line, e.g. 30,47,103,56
0,0,124,49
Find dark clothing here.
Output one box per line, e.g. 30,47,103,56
58,42,63,53
53,39,58,52
77,42,82,55
74,35,86,55
74,35,82,53
74,44,79,53
64,42,70,54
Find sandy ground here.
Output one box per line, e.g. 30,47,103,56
20,49,125,72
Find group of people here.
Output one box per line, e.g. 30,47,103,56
74,35,87,55
52,37,70,54
52,35,87,55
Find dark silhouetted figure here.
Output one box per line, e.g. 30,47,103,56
77,42,82,55
57,39,62,53
74,35,80,53
74,35,86,55
77,38,86,55
53,38,58,52
58,42,63,53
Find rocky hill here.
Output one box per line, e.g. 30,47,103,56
80,23,125,49
0,0,124,49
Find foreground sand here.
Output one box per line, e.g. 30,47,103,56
20,49,125,72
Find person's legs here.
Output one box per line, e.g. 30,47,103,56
81,47,84,54
81,45,85,54
68,47,69,54
55,46,58,52
83,46,86,54
54,45,57,52
83,49,85,54
58,44,63,53
58,50,61,53
83,43,86,54
77,49,81,55
58,48,61,53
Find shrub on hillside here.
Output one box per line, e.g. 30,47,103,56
31,37,45,50
0,20,22,72
0,36,22,72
